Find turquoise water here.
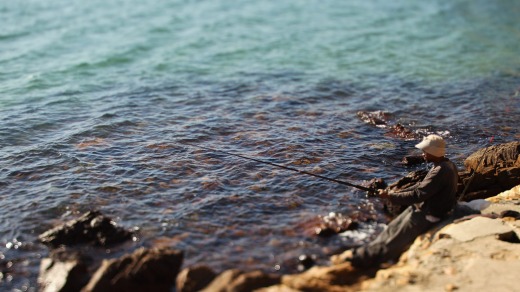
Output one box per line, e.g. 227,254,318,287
1,0,520,289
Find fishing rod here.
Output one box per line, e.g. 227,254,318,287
182,142,375,193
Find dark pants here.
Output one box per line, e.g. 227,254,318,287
351,206,434,268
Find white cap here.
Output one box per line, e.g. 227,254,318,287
415,134,446,157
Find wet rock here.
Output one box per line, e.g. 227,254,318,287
356,111,390,127
401,155,425,166
38,210,133,248
357,111,418,139
83,247,183,292
38,250,91,292
176,265,217,292
366,178,387,193
201,269,281,292
387,123,416,140
315,213,359,237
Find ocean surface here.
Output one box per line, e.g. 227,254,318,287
1,0,520,290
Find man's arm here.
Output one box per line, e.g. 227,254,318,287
386,166,443,205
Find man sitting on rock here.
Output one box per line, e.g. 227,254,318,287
332,134,459,268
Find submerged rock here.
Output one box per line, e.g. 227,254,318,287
38,210,133,248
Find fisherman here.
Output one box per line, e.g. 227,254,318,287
331,134,459,268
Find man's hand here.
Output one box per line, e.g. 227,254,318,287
378,189,390,199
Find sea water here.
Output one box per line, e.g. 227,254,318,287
1,0,519,289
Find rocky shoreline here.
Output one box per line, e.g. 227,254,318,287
38,142,520,291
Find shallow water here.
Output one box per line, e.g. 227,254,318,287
1,0,520,290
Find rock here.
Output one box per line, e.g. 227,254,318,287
176,265,217,292
201,269,243,292
229,271,281,292
39,211,133,248
401,155,425,166
38,250,91,292
281,262,376,292
357,111,417,139
297,254,316,272
83,247,183,292
461,141,520,200
485,184,520,203
439,216,515,242
201,269,281,292
315,212,359,237
387,123,416,140
464,141,520,170
367,178,387,192
500,210,520,219
357,111,390,127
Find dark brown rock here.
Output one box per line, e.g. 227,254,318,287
83,247,183,292
38,210,133,248
176,265,217,292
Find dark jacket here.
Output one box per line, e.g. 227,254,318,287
389,158,459,218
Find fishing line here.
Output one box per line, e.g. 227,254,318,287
181,142,374,193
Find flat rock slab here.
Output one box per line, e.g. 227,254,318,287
440,217,514,242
